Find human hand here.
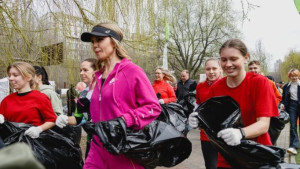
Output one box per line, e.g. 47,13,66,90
0,114,4,124
24,126,42,139
158,99,164,104
188,112,199,129
217,128,242,146
56,115,68,128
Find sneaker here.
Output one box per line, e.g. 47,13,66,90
287,147,298,155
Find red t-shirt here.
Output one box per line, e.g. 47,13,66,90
0,90,57,126
196,81,212,141
152,80,176,103
209,72,279,168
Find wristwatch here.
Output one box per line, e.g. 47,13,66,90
239,127,245,139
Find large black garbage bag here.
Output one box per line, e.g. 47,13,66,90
177,92,196,117
0,122,82,169
51,125,82,145
157,103,188,135
195,96,285,169
268,109,290,145
85,120,191,169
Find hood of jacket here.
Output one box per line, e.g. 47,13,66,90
39,84,54,92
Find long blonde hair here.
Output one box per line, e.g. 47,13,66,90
156,67,177,83
7,61,38,90
96,22,131,70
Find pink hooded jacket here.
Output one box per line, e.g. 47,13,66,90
84,58,161,169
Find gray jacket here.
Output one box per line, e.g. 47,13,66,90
39,85,63,115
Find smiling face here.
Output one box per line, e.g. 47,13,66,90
80,61,95,85
8,67,31,91
220,47,248,79
91,36,115,61
248,63,261,74
155,69,164,81
205,60,222,82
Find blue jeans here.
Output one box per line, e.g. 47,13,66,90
288,100,300,149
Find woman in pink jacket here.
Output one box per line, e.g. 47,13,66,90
80,22,161,169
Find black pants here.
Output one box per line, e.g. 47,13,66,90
201,140,217,169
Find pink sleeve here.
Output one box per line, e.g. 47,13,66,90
122,68,161,129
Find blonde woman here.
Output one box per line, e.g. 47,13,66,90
152,67,177,104
0,62,56,138
282,68,300,155
195,58,222,169
80,22,161,169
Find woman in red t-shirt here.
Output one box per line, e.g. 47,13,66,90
0,62,56,139
196,58,222,169
152,67,176,104
189,39,278,168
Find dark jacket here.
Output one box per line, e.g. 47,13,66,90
176,79,197,101
282,81,300,108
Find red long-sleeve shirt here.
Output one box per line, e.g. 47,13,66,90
152,80,176,103
0,90,57,126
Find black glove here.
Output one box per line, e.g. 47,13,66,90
95,117,127,155
77,98,90,114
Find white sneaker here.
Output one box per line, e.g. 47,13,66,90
287,147,298,155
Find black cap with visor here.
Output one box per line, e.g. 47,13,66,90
81,25,121,42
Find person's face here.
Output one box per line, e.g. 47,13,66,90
181,72,189,82
34,74,43,85
248,64,261,74
80,61,95,85
290,75,299,83
8,67,31,91
91,36,115,61
155,69,164,81
220,47,248,78
205,60,222,82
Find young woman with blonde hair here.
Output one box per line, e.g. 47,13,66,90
282,68,300,155
152,67,177,104
0,61,56,138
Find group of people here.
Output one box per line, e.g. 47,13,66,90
0,21,299,169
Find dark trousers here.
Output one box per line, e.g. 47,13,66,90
288,100,300,149
201,140,217,169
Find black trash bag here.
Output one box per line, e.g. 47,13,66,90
268,109,290,145
85,120,191,168
94,117,127,155
177,92,196,117
157,103,188,135
0,122,83,169
51,125,82,145
195,96,285,169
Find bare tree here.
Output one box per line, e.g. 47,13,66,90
250,40,270,74
155,0,241,79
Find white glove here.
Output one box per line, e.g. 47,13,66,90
56,115,69,128
188,112,199,129
280,104,285,110
158,99,164,104
217,128,242,146
0,114,4,124
24,126,43,139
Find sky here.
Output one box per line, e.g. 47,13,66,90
236,0,300,71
